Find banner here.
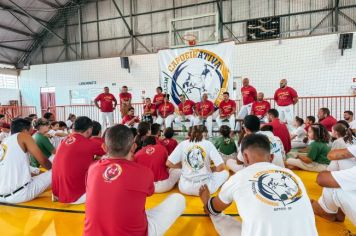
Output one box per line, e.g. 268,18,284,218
158,42,234,106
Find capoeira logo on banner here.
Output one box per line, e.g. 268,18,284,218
159,43,234,106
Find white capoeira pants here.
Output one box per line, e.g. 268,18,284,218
71,193,86,205
178,170,229,196
318,187,356,225
291,141,307,149
154,169,181,193
216,115,236,131
174,115,195,128
276,105,294,127
147,193,186,236
210,213,242,236
236,104,253,131
194,116,213,137
327,159,356,171
0,170,52,204
156,114,175,128
286,157,328,172
101,112,114,130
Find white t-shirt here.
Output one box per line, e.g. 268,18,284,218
291,126,306,142
349,120,356,129
331,146,356,191
331,137,347,150
0,132,9,143
219,162,318,236
168,139,224,182
0,133,32,194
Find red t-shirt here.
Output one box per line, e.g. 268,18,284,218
121,115,140,125
267,119,291,153
178,100,195,116
196,100,215,117
84,158,154,236
90,137,105,150
251,100,271,116
160,138,178,155
241,86,257,105
274,87,298,106
304,124,310,132
95,93,117,112
119,92,132,103
143,104,157,117
219,100,236,117
134,144,169,182
158,102,174,117
320,116,337,132
52,133,106,203
153,93,165,105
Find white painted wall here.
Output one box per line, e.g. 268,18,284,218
19,32,356,115
0,88,20,105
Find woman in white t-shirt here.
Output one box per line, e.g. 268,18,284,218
65,114,76,130
291,116,307,149
167,125,229,196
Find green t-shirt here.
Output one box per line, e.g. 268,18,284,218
30,133,54,167
307,141,330,165
214,137,237,155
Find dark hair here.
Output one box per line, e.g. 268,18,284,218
128,107,134,112
122,85,128,89
190,125,208,142
164,127,174,139
333,123,354,144
164,94,170,100
241,133,271,154
50,121,59,127
306,116,316,124
73,116,93,133
130,127,137,137
43,112,54,120
310,124,330,143
92,121,102,136
320,108,330,116
219,125,231,138
134,122,151,152
151,123,161,136
0,114,5,119
344,110,353,116
337,120,350,129
295,116,304,126
33,118,50,130
223,92,229,96
67,114,76,121
187,126,193,138
142,136,157,147
11,118,32,134
267,109,279,118
58,121,67,128
105,124,134,156
261,125,273,132
156,86,163,92
28,114,37,118
24,117,33,122
244,115,260,132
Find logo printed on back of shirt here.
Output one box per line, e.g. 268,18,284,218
65,136,76,145
250,170,302,210
146,147,155,155
163,139,170,145
103,164,122,182
186,145,206,171
0,143,8,163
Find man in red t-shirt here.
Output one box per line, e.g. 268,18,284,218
156,94,175,128
251,92,271,123
94,87,117,130
266,109,292,153
216,92,237,131
318,107,337,132
121,107,140,128
174,94,195,128
134,136,181,193
52,117,105,204
84,124,185,236
153,86,165,108
161,127,178,155
194,93,215,137
119,85,132,118
237,78,257,120
274,79,298,127
142,97,156,124
90,121,105,152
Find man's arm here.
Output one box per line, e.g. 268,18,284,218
94,100,100,109
328,148,354,160
293,96,299,105
166,160,182,169
317,171,340,188
297,155,313,164
113,96,118,107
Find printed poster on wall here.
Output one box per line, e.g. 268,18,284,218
158,42,234,107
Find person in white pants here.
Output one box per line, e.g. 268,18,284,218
274,79,298,128
155,94,175,129
174,94,196,129
250,92,270,123
167,125,229,196
236,78,257,130
94,87,117,130
216,92,237,131
312,145,356,224
199,133,318,236
194,93,215,137
0,118,52,204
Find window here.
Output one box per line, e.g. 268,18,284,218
0,74,18,89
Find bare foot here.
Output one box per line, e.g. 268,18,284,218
199,185,210,205
285,164,301,170
311,199,337,222
336,208,345,222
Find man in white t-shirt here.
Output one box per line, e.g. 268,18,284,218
0,118,52,204
226,115,285,173
344,110,356,132
167,125,229,196
199,133,318,236
312,145,356,224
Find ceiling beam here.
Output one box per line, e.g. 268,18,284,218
37,0,60,9
0,23,35,37
0,2,48,24
0,44,29,53
0,60,16,66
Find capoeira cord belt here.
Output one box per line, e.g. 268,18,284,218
0,182,30,198
207,197,222,216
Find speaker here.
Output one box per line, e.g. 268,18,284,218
339,33,353,50
120,57,130,69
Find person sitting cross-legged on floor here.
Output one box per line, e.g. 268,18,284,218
134,136,181,193
214,125,237,163
290,116,307,149
83,124,185,236
160,127,178,155
167,125,229,196
199,133,318,236
0,118,52,204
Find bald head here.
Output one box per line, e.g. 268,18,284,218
280,79,287,88
242,78,249,87
257,92,264,101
